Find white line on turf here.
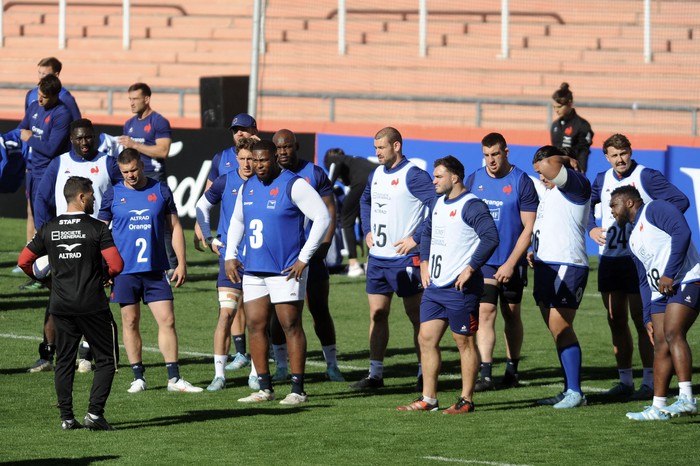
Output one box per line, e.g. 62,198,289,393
423,456,530,466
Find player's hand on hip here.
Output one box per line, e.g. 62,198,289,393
225,259,242,283
283,260,307,281
455,266,474,291
365,232,374,249
419,261,430,288
658,276,674,296
393,236,417,255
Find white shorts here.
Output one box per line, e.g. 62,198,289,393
242,270,308,304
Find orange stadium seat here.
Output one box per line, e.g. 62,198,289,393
0,0,698,136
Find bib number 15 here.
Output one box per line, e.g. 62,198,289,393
373,223,387,247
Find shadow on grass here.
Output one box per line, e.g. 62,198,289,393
113,406,330,430
0,456,120,465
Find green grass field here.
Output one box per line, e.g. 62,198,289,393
0,216,698,465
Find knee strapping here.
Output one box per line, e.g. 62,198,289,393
219,291,240,310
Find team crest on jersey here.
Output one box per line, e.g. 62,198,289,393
267,200,276,209
231,188,238,195
64,170,71,174
305,176,310,184
144,124,152,133
270,187,279,197
390,178,399,186
33,113,38,119
120,197,127,203
225,162,231,168
128,127,133,133
502,184,513,195
639,223,644,231
90,166,99,174
449,209,457,217
44,115,51,124
478,185,484,191
147,193,157,202
249,189,254,195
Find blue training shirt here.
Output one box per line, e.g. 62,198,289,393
465,165,538,266
18,101,72,174
99,178,176,274
25,87,81,121
123,111,172,176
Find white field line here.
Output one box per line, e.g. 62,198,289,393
423,456,530,466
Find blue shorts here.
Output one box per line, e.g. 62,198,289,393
421,285,480,335
366,257,423,298
217,254,242,290
598,255,639,293
533,262,589,310
480,263,527,305
111,271,173,305
649,282,700,315
308,257,330,282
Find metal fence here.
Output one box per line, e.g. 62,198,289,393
260,90,699,136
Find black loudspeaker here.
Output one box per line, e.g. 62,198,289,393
199,76,249,128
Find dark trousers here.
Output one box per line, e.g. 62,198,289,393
53,311,119,421
340,186,363,260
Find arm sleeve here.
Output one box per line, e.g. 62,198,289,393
646,201,692,279
101,246,124,277
26,110,71,158
60,90,82,121
195,176,225,241
587,172,605,232
160,183,178,215
97,185,115,222
290,178,331,263
24,89,33,111
107,156,123,183
224,190,245,260
641,169,690,213
17,247,40,278
18,102,35,130
406,166,435,243
558,168,591,204
360,170,375,237
464,172,475,192
33,159,59,229
207,152,222,182
420,198,437,260
313,166,334,198
195,197,216,241
631,254,653,325
463,199,500,270
572,119,593,160
154,114,173,139
18,227,48,277
518,173,539,212
99,223,123,276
